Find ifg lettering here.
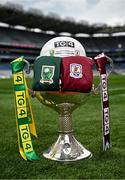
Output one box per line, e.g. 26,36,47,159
54,41,75,48
104,107,109,135
101,74,108,102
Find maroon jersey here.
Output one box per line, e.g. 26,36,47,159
61,56,94,92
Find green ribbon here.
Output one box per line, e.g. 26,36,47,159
25,151,40,161
11,57,40,161
11,56,25,74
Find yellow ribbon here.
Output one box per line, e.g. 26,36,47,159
11,57,39,160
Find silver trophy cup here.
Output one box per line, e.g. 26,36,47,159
33,51,113,162
32,36,113,162
32,36,94,162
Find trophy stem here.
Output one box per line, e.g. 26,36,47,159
43,103,92,161
58,103,73,133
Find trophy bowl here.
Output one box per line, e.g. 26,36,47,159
32,36,94,161
35,91,92,161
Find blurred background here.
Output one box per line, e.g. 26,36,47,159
0,0,125,78
0,1,125,179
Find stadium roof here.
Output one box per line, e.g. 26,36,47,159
0,4,97,35
112,32,125,36
0,3,125,35
75,33,90,37
92,33,109,37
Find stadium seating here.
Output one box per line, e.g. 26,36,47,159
0,27,125,66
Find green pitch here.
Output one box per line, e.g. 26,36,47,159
0,75,125,179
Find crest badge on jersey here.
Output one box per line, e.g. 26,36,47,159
70,63,83,78
40,65,55,84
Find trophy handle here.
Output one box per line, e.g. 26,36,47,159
23,60,36,97
22,59,31,74
92,53,114,94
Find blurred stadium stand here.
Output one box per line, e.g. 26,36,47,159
0,27,125,77
0,2,125,76
0,26,54,62
0,26,125,70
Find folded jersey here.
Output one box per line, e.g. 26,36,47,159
61,56,94,92
32,56,94,93
32,56,61,91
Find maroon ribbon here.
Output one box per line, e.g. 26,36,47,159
94,53,111,151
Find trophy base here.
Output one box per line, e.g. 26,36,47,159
43,133,92,162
